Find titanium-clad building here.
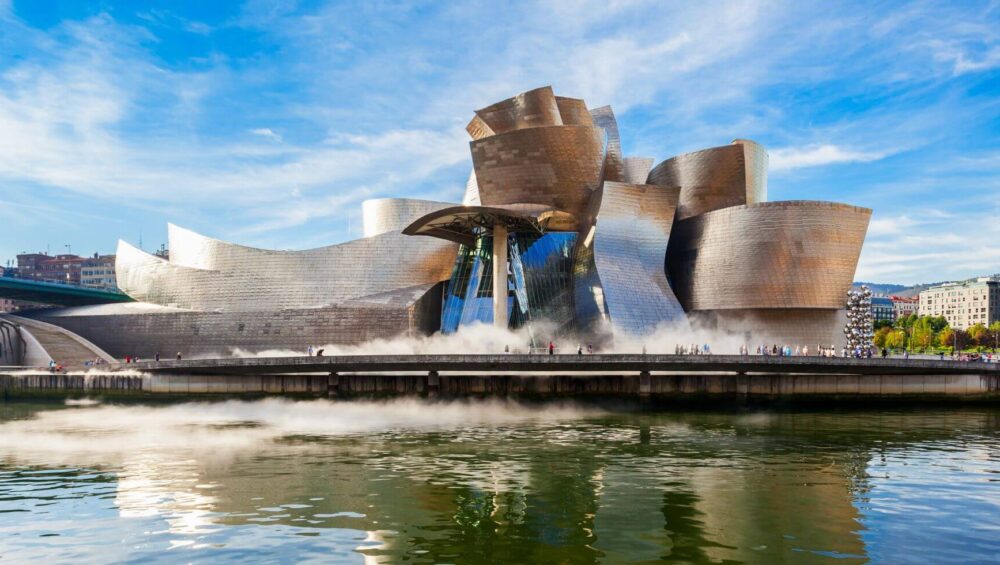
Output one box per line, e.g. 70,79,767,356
26,86,870,356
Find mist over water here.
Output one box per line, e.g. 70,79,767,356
0,398,599,466
227,320,752,358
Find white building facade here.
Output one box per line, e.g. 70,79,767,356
918,277,1000,329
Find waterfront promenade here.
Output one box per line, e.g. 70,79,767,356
128,353,1000,376
3,354,999,399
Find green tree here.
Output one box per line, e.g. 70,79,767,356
911,318,935,350
896,313,918,330
927,316,949,333
968,323,988,347
990,321,1000,352
937,327,955,350
885,329,907,350
874,326,892,349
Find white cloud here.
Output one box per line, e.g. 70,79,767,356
0,0,998,284
770,144,890,171
250,127,282,141
856,208,1000,284
0,14,470,236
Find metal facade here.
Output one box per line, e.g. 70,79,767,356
30,85,873,355
647,140,768,220
667,201,870,312
581,182,688,336
622,156,655,184
117,225,456,312
471,125,605,219
589,105,625,182
469,86,563,135
361,198,455,238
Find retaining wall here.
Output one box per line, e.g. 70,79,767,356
3,372,999,400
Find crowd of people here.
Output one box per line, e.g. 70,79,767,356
675,344,711,355
737,344,864,357
509,341,1000,361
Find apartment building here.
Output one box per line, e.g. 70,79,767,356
918,277,1000,329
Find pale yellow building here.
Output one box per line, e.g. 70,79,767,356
918,277,1000,329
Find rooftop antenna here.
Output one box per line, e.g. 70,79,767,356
64,244,71,255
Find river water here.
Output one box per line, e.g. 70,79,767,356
0,399,997,564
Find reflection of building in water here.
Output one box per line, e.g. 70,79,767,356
681,412,868,561
103,412,988,561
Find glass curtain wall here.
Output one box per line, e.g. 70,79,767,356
440,232,578,334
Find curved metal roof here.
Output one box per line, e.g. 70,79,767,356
402,205,578,245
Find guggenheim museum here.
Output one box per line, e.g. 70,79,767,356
25,86,871,357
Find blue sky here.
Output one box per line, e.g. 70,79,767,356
0,0,997,285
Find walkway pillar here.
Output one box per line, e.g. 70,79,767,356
492,224,508,329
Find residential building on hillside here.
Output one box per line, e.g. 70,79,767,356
891,296,918,319
14,253,50,280
918,277,1000,330
16,253,85,284
871,297,895,324
81,254,117,289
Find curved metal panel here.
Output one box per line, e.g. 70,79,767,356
647,140,768,220
32,286,446,358
403,204,547,246
471,125,604,219
622,156,654,184
589,182,688,334
465,115,495,141
472,86,562,135
361,198,455,238
462,169,481,205
555,96,593,126
123,226,457,312
734,138,768,203
589,105,624,182
667,201,871,311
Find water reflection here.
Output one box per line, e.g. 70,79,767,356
0,400,998,563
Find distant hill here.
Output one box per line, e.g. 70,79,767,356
852,282,909,296
853,274,1000,298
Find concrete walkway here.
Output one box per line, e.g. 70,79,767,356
129,353,1000,376
1,315,116,369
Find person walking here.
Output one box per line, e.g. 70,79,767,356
588,343,593,354
549,341,554,355
308,345,314,356
176,352,182,360
577,344,583,355
155,352,160,362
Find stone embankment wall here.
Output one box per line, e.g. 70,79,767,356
2,372,999,400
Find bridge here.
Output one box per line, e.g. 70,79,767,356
129,353,1000,376
0,276,133,307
